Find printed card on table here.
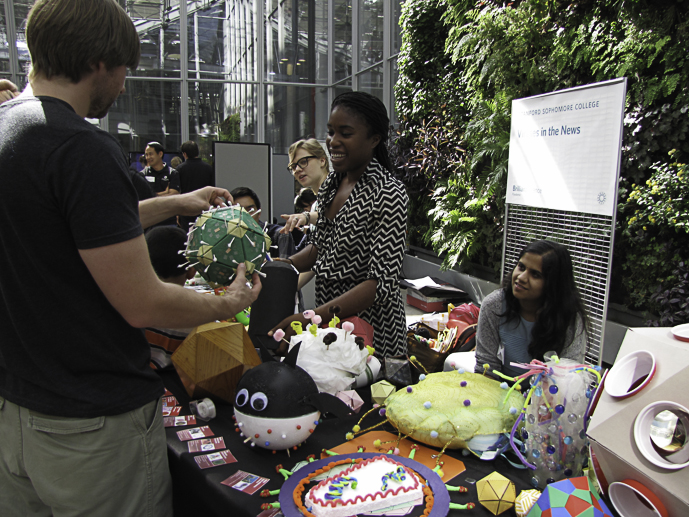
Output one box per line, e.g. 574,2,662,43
162,395,178,407
164,415,196,427
187,437,226,453
177,426,214,441
194,450,237,469
163,388,173,397
221,470,269,495
162,406,181,417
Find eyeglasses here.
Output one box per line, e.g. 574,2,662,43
287,155,317,173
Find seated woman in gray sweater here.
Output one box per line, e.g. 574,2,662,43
474,240,588,378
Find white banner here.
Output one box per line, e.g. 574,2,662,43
506,78,626,216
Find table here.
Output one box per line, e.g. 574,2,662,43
159,370,535,517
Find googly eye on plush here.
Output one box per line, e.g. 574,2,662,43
235,388,249,407
250,392,268,411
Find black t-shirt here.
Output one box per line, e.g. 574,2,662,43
143,164,180,226
177,157,215,193
143,163,180,194
0,96,163,417
177,157,215,230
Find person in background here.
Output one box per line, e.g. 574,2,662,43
143,141,180,197
474,240,588,378
270,92,409,358
143,141,180,226
231,186,303,259
0,2,260,515
128,155,155,201
144,226,194,370
170,155,183,169
177,140,215,231
280,138,330,235
295,187,317,213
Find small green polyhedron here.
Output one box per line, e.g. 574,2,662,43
185,205,271,287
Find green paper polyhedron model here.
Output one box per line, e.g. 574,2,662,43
185,205,271,287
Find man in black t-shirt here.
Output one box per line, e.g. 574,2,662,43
0,2,261,516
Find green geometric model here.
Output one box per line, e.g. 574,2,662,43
185,205,271,287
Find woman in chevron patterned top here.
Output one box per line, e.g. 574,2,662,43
270,92,409,357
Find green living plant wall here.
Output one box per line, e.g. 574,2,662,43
392,0,689,323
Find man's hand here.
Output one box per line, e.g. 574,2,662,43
0,80,19,105
223,263,262,314
139,186,234,229
177,186,234,216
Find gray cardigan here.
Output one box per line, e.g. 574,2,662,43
473,289,586,375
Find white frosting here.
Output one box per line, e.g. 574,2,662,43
288,326,369,395
306,456,424,517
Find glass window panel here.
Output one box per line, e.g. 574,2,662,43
265,84,329,154
1,5,8,74
189,0,257,81
333,0,352,83
265,0,328,84
128,1,181,77
392,0,402,55
358,0,383,69
106,79,182,155
188,81,259,164
11,0,31,74
358,64,383,103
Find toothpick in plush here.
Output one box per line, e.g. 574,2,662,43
322,332,337,351
328,305,341,328
342,321,355,339
185,204,270,287
272,328,291,348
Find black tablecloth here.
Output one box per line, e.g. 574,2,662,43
159,370,534,517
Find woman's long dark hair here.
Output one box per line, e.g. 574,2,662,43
330,91,392,173
502,240,589,360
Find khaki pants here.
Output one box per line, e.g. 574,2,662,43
0,396,172,517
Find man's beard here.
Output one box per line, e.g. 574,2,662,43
87,77,118,119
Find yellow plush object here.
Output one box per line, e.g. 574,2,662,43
514,489,540,517
384,371,523,449
476,472,516,515
371,380,397,405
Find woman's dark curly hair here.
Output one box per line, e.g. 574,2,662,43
502,240,589,360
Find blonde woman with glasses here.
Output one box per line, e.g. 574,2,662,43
281,138,330,234
281,139,330,289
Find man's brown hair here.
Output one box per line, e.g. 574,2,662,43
27,0,140,83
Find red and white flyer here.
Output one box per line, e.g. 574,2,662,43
222,470,269,495
187,437,226,453
164,415,196,427
176,426,214,441
194,450,237,469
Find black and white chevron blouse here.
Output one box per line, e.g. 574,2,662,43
311,159,408,357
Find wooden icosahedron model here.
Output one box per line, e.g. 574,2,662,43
185,205,270,287
172,321,261,404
